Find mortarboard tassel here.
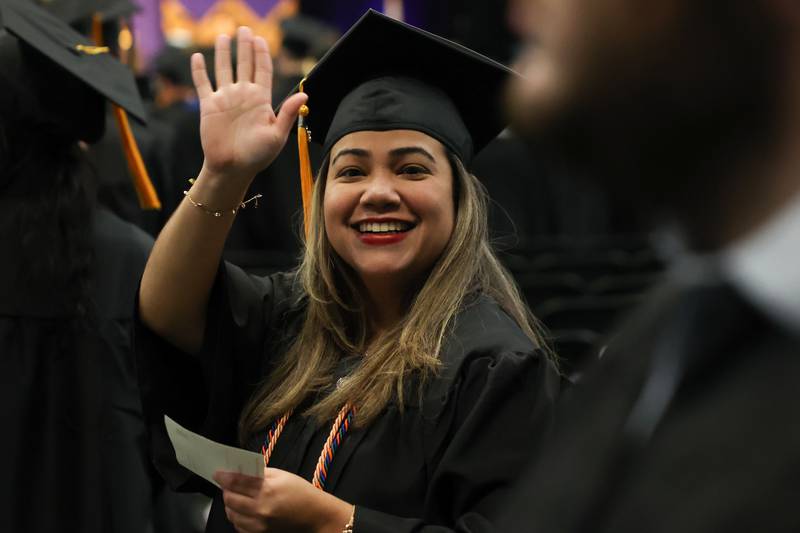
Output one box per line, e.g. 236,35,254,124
112,105,161,209
92,14,161,210
297,80,313,236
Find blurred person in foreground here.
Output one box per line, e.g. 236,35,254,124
500,0,800,531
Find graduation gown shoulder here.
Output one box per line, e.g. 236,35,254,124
351,294,561,533
136,261,560,532
135,261,302,495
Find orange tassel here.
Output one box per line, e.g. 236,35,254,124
298,110,313,236
92,12,161,210
91,13,103,45
298,125,313,234
113,105,162,210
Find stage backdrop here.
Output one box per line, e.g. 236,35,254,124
132,0,424,69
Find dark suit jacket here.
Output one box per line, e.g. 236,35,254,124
501,281,800,533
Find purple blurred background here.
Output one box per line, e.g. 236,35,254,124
133,0,517,68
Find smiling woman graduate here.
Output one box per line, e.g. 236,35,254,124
137,10,560,533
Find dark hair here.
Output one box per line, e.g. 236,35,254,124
152,46,194,87
0,34,98,328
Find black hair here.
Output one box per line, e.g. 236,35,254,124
0,33,98,329
152,45,194,87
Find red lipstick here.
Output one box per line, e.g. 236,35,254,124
352,217,416,246
358,232,409,245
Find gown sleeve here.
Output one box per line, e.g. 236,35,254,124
354,349,560,532
134,261,297,495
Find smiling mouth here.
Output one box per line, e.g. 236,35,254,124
353,221,416,234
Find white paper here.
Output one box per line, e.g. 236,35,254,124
164,415,264,488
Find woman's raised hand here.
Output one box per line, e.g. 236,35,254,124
191,26,308,186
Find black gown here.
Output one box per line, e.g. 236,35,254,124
136,262,560,532
499,280,800,532
0,207,155,533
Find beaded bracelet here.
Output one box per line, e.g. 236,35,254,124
183,190,262,217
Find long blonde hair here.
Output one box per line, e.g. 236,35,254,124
239,153,550,442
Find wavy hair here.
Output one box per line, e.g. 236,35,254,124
239,152,550,440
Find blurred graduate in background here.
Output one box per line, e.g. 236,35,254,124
0,0,157,531
32,0,172,235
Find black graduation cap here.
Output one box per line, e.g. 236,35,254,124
0,0,146,123
289,9,518,233
296,9,517,165
1,0,159,209
32,0,140,25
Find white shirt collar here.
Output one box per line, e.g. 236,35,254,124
720,192,800,335
654,192,800,335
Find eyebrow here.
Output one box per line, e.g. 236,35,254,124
331,148,370,166
331,146,437,167
389,146,436,164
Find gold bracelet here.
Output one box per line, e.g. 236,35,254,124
183,190,262,217
342,506,355,533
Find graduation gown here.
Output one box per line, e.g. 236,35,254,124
499,281,800,532
136,262,560,532
0,207,155,533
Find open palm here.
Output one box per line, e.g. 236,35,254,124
191,27,307,182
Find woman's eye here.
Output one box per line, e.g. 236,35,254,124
400,165,429,177
337,167,365,179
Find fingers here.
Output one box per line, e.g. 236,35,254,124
253,36,273,103
215,471,263,498
275,92,309,138
215,34,234,87
222,490,259,515
191,52,212,100
236,26,254,84
212,27,265,90
222,490,264,533
225,506,261,533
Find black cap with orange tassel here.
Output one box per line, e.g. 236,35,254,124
3,0,160,210
284,9,517,235
0,0,147,128
90,13,161,210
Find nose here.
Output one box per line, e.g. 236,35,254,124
360,171,401,213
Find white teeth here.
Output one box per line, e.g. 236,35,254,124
357,221,412,233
